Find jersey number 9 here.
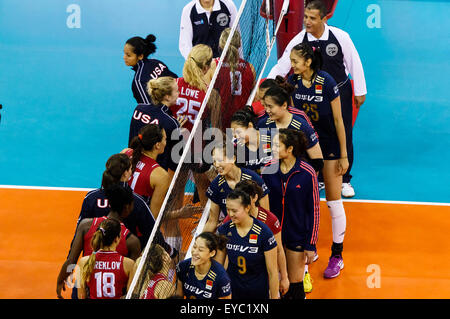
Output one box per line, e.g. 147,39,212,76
237,256,247,275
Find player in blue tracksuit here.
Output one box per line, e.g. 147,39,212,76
128,76,184,173
257,83,324,174
288,42,349,279
216,189,279,299
176,232,231,299
203,141,270,233
124,34,177,104
261,128,320,299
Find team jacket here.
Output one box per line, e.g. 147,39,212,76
261,158,320,251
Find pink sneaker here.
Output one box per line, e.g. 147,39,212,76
323,256,344,278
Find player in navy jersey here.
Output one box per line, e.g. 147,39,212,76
176,232,231,299
257,83,324,173
77,218,136,299
268,0,367,197
216,189,279,299
203,140,270,233
124,34,177,104
56,184,141,299
261,129,320,299
230,106,273,174
222,180,289,296
289,42,348,279
129,76,186,174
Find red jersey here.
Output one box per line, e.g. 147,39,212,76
214,58,255,128
86,251,128,299
83,217,130,257
128,154,160,204
223,206,281,235
141,273,168,299
171,77,207,132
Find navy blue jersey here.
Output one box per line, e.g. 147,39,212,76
261,159,320,251
234,139,273,174
131,58,177,105
257,112,319,150
129,103,181,171
218,218,277,299
206,168,269,218
288,70,340,143
176,258,231,299
74,185,154,248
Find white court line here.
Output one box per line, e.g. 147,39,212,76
0,184,449,206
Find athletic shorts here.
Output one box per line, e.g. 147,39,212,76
318,137,341,160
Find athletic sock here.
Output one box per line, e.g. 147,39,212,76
327,199,346,244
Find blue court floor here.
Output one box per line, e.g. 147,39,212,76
0,0,449,203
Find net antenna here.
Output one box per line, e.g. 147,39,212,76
125,0,250,299
246,0,290,106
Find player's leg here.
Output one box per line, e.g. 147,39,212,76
322,159,346,278
283,247,306,299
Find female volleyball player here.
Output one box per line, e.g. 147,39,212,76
213,28,255,129
216,189,279,299
261,129,320,299
128,124,170,219
222,180,289,296
289,42,348,279
203,140,270,233
74,153,155,248
138,244,175,299
124,34,177,104
56,184,141,299
257,83,324,173
77,218,136,299
176,232,231,299
230,106,273,173
129,76,186,175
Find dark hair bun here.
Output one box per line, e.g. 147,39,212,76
145,34,156,43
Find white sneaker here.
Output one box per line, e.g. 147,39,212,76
318,182,325,192
342,183,355,197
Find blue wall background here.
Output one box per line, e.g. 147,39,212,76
0,0,449,202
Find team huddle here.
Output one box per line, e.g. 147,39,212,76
56,0,366,300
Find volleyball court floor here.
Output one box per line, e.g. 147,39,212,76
1,187,449,299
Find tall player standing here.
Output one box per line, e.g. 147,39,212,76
268,0,367,198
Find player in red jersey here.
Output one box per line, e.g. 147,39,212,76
213,28,256,129
56,184,141,299
77,218,136,299
137,244,175,299
128,124,170,219
222,179,289,296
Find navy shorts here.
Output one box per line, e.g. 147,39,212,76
319,137,341,160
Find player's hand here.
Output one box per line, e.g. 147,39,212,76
305,250,316,265
176,115,188,127
170,204,203,219
354,95,366,109
279,277,290,296
56,279,66,299
336,157,349,176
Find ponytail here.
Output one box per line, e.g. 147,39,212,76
82,219,121,283
183,44,213,91
104,184,134,216
219,28,241,87
102,153,131,189
130,124,164,171
125,34,157,58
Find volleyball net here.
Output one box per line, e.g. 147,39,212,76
126,0,289,299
